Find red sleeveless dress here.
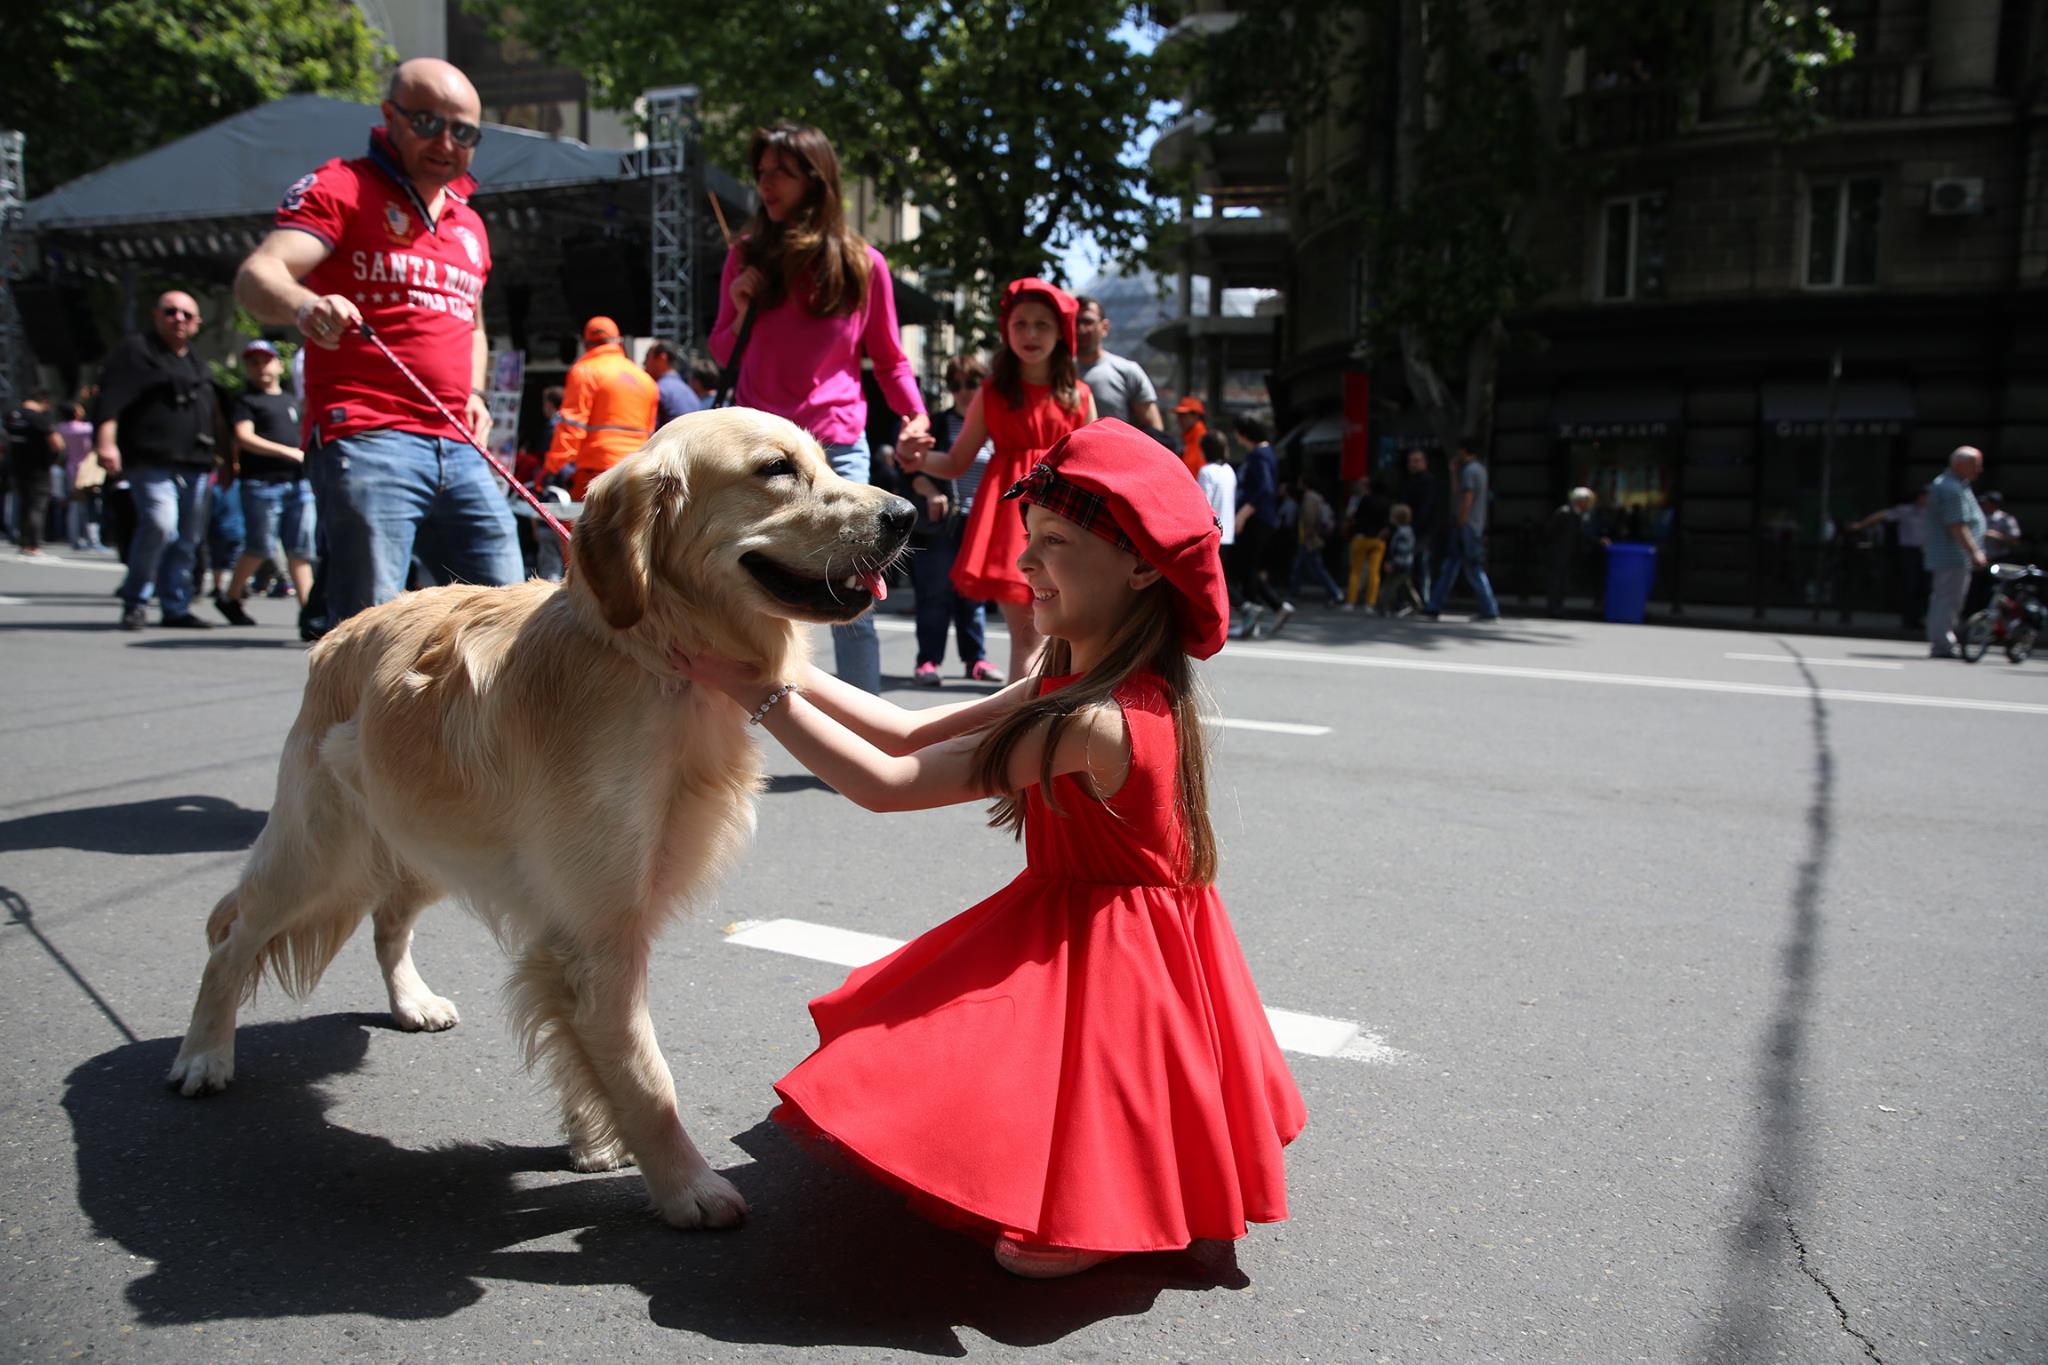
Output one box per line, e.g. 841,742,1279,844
949,381,1093,604
773,673,1306,1253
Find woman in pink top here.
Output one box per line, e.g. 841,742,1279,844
709,122,933,692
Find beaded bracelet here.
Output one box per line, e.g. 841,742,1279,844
748,683,800,726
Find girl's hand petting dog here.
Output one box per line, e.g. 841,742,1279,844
669,643,772,709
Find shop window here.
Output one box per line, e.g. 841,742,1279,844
1597,194,1665,302
1564,436,1676,540
1805,178,1882,289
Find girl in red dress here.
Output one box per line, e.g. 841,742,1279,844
674,420,1306,1279
899,277,1095,683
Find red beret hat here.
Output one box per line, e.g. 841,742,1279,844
1003,418,1230,660
998,277,1079,358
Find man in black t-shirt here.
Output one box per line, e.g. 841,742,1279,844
215,339,316,624
5,388,64,555
95,289,220,629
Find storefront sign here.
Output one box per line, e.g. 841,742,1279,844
1771,419,1904,438
1554,421,1672,440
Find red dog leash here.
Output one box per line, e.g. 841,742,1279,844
355,321,574,548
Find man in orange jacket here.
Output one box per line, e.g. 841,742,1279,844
1175,394,1209,478
542,316,659,500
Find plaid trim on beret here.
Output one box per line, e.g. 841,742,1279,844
1002,461,1139,555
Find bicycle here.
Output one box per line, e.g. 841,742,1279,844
1959,562,2043,664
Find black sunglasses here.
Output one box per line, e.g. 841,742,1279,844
159,306,197,321
947,376,982,391
390,100,484,149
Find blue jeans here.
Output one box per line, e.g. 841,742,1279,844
824,436,881,692
240,478,317,561
120,464,211,617
309,429,523,625
1287,543,1344,602
206,477,244,572
907,528,987,669
1426,525,1500,617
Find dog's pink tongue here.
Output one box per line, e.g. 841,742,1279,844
861,570,888,602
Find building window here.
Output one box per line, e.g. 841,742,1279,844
1597,193,1665,301
1805,178,1882,288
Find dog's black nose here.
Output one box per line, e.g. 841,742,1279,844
878,496,916,542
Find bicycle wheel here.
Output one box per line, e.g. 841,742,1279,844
2006,625,2036,664
1959,610,1992,663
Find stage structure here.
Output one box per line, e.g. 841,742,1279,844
641,86,701,351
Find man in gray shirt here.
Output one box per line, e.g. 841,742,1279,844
1423,443,1501,621
1074,296,1163,433
1923,445,1987,659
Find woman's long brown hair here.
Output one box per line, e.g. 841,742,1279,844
741,123,870,318
968,581,1218,885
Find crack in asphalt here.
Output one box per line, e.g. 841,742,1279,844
1767,1180,1883,1363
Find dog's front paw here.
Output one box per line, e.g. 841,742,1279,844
652,1169,748,1230
569,1138,634,1172
167,1047,234,1096
391,992,460,1032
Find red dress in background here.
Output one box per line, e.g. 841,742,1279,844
949,380,1093,605
773,673,1306,1254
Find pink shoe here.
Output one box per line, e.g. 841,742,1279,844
966,659,1005,683
993,1235,1120,1279
912,662,942,687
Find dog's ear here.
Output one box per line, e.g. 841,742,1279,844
571,461,667,629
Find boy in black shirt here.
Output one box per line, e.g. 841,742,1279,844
214,339,315,625
4,388,63,555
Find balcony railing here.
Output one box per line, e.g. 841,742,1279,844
1814,58,1918,120
1565,84,1684,151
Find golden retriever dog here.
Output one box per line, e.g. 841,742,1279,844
168,407,913,1228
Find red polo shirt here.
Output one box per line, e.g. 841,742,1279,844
274,128,492,446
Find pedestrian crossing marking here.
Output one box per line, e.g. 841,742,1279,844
723,917,1412,1064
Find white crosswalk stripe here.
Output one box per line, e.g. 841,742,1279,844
723,917,1413,1064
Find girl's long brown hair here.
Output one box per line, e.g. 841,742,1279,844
741,123,870,318
968,581,1217,885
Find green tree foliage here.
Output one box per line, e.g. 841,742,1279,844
1183,0,1853,451
4,0,392,197
481,0,1167,318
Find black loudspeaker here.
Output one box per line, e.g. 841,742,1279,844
9,280,106,371
558,235,651,337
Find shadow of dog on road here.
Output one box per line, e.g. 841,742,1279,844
67,1027,1243,1350
0,795,266,856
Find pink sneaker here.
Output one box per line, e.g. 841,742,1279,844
912,662,942,687
966,660,1005,683
993,1235,1120,1279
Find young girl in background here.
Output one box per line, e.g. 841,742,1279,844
898,278,1094,683
675,420,1304,1279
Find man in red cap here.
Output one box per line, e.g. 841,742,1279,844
543,316,659,501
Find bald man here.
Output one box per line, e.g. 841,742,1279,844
1922,445,1988,658
95,288,222,629
235,58,520,629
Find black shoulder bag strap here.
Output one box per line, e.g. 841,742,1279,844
712,306,759,410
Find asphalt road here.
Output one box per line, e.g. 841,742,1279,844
1,547,2043,1364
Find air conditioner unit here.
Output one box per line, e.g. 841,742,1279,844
1927,178,1985,216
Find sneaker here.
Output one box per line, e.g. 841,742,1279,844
1337,601,1356,612
160,611,212,629
1472,614,1502,624
119,604,147,631
967,659,1005,684
213,593,256,627
912,661,942,687
1239,604,1264,638
993,1235,1121,1280
1267,603,1297,637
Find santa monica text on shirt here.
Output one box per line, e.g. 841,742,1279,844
349,250,483,320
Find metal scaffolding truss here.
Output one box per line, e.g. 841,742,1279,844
641,87,700,350
0,130,27,410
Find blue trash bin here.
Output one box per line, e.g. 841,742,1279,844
1604,543,1657,624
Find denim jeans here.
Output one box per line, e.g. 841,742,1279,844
1426,524,1500,617
120,463,212,617
206,476,245,572
240,478,317,561
1287,543,1344,602
907,528,987,669
309,428,523,625
823,435,881,692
